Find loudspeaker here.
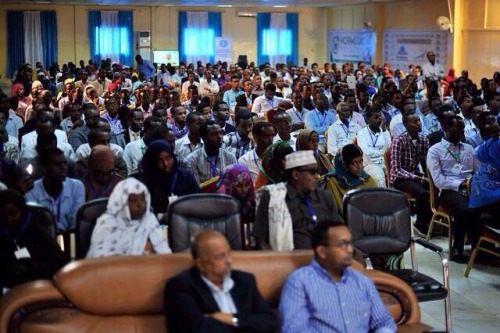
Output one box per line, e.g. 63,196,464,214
237,55,248,69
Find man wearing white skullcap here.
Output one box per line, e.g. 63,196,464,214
253,150,342,251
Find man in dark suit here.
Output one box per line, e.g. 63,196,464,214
164,230,277,333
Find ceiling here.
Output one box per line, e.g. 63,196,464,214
0,0,407,8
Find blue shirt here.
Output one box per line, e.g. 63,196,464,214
25,178,85,231
279,259,396,333
223,89,243,110
136,60,155,80
304,109,336,143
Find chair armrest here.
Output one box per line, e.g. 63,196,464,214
412,237,443,253
0,280,67,333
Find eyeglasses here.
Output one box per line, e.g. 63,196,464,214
296,168,319,175
94,169,115,177
325,239,353,250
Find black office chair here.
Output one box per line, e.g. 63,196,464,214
26,202,57,240
343,187,451,332
166,193,242,252
75,197,109,259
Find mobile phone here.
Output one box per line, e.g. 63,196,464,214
346,75,356,90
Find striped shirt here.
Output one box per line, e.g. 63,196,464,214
279,259,396,333
185,147,237,184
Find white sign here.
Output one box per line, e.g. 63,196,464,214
382,29,451,71
214,37,232,64
153,50,180,67
328,29,376,64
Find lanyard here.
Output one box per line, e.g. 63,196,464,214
315,111,327,127
252,150,262,172
207,155,219,177
409,138,420,159
170,171,178,194
293,108,303,122
235,134,247,157
368,128,380,148
441,142,461,163
267,97,274,108
303,195,317,224
0,213,30,246
340,122,349,138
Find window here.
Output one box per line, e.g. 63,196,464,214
261,29,292,56
257,12,298,66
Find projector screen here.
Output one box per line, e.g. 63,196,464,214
153,50,180,66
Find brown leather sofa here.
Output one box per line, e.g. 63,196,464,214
0,251,431,333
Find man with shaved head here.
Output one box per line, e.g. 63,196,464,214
164,230,276,333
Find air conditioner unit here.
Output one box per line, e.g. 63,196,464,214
236,11,257,18
137,31,151,48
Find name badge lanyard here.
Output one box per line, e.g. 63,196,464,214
368,129,380,148
340,122,350,139
170,171,178,195
441,142,461,164
236,134,246,157
207,155,219,177
303,196,318,224
315,111,327,128
0,213,31,249
293,108,303,122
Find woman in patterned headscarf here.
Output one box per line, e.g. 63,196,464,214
254,141,294,190
86,178,171,258
321,144,376,217
217,163,255,224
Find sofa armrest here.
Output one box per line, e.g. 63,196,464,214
366,270,421,326
0,280,70,333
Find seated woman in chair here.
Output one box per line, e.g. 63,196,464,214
321,144,377,217
133,139,199,217
254,141,294,190
0,189,69,293
217,164,255,225
295,129,333,175
86,178,171,258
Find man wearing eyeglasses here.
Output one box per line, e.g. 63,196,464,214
253,150,341,251
279,221,396,333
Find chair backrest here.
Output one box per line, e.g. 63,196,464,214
75,197,109,259
343,187,411,256
26,202,57,240
383,146,391,187
426,167,440,213
166,193,242,252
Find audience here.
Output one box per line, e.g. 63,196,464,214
295,129,333,175
86,178,171,258
253,140,294,190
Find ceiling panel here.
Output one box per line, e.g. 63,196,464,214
0,0,408,8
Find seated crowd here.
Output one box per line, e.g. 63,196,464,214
1,54,499,330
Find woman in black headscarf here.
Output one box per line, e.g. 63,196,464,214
134,139,200,217
0,189,69,293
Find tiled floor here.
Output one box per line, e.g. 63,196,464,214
403,236,500,333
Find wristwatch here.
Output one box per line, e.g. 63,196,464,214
231,315,239,327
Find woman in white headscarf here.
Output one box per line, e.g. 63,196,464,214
86,178,171,258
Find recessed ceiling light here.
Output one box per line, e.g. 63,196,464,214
217,5,233,7
273,5,288,8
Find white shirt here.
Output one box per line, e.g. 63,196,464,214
181,80,200,98
251,95,287,118
200,274,237,314
356,127,391,166
422,62,445,80
122,139,147,175
238,148,262,183
199,79,220,98
20,142,75,162
75,143,124,161
273,133,297,151
174,135,204,159
327,119,362,156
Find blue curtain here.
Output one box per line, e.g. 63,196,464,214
7,11,25,78
178,11,221,64
286,13,298,67
178,11,187,64
88,11,102,66
257,12,298,67
40,11,58,70
256,13,271,66
118,11,133,66
207,12,221,64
